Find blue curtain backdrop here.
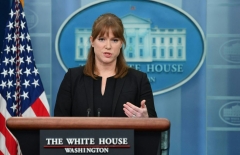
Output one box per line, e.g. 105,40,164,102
1,0,240,155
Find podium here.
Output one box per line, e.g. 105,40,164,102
6,117,170,155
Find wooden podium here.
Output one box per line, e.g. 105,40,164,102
6,117,170,155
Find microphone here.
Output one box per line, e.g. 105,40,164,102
97,108,101,117
87,108,91,117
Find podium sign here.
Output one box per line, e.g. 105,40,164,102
40,129,134,155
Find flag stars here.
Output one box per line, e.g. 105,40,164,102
1,69,8,77
22,79,30,88
5,33,12,42
26,56,32,64
21,12,25,19
10,102,18,113
13,33,17,42
19,57,24,65
19,44,25,53
21,91,29,100
4,45,11,54
8,68,15,77
12,91,18,101
20,20,26,29
19,32,25,41
9,56,15,65
6,91,11,100
32,67,39,76
32,79,39,88
7,80,13,88
0,80,7,89
26,44,32,53
11,45,17,53
24,67,31,76
26,33,31,41
6,21,14,30
9,9,14,18
2,57,10,66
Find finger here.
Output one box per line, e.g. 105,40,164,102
123,107,136,118
123,107,131,117
124,103,135,112
125,102,140,113
140,100,146,108
123,103,139,117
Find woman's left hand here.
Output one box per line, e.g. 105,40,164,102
123,100,149,118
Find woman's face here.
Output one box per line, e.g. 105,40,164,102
90,28,122,67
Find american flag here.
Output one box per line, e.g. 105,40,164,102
0,0,50,154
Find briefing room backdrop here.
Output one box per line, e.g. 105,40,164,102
0,0,240,155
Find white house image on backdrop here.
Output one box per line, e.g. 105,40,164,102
75,14,186,62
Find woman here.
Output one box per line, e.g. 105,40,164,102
54,13,157,118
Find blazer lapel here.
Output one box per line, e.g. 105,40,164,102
112,77,126,116
84,75,94,116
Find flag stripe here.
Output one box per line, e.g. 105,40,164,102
0,95,15,155
39,92,50,113
0,114,17,155
31,96,49,116
0,150,6,155
21,107,36,117
0,131,10,155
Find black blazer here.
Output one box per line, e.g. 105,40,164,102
54,66,157,117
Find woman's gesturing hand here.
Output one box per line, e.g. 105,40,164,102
123,100,149,118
